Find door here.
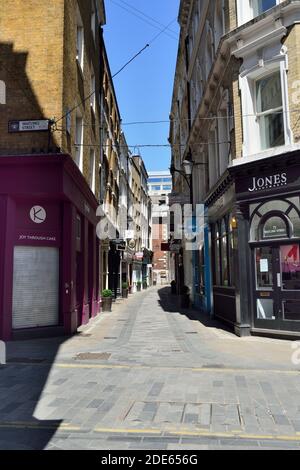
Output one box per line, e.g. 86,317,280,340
12,246,59,330
253,244,300,331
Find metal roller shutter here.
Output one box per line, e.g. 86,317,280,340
12,246,59,329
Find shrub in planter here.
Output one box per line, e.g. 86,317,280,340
136,281,142,292
102,289,113,312
122,282,129,299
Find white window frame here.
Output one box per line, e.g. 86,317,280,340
76,8,84,70
255,70,284,150
239,49,292,157
75,114,84,171
237,0,281,26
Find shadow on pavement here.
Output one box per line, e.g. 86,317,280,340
157,286,233,334
0,335,73,450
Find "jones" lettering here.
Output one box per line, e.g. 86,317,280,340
248,173,287,192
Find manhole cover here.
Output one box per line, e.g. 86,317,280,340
74,352,111,361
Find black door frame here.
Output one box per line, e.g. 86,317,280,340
251,239,300,332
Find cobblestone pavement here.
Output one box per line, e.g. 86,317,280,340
1,287,300,450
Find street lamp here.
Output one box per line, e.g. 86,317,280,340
170,150,205,205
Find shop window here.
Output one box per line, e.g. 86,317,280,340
281,245,300,292
255,71,284,150
262,215,288,239
213,224,221,285
213,218,233,287
228,216,237,287
221,220,229,286
250,199,300,241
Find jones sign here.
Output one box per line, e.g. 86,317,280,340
248,173,287,192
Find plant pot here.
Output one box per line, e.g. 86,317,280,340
122,289,128,299
102,297,113,312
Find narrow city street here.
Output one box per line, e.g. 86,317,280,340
1,287,300,450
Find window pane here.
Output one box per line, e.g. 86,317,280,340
257,299,275,320
258,200,289,215
255,0,277,16
281,245,300,291
283,301,300,321
289,209,300,238
255,247,273,289
215,238,221,285
221,235,229,286
259,112,284,149
229,230,237,287
256,72,282,113
263,216,288,239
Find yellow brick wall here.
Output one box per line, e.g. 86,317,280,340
284,25,300,144
0,0,101,200
0,0,64,153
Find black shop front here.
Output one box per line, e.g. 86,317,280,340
230,150,300,338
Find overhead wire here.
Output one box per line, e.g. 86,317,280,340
116,0,179,36
109,0,178,41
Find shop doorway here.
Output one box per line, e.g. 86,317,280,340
253,243,300,331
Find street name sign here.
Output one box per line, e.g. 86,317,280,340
8,120,50,133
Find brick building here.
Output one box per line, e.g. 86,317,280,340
0,0,106,340
148,171,173,285
170,0,300,338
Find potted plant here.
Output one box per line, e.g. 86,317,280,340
122,282,129,298
180,285,190,308
136,281,142,292
102,289,113,312
143,280,148,290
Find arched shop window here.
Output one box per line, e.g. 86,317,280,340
250,197,300,242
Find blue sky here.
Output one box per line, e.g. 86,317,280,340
103,0,180,172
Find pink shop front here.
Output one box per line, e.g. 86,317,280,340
0,154,101,341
